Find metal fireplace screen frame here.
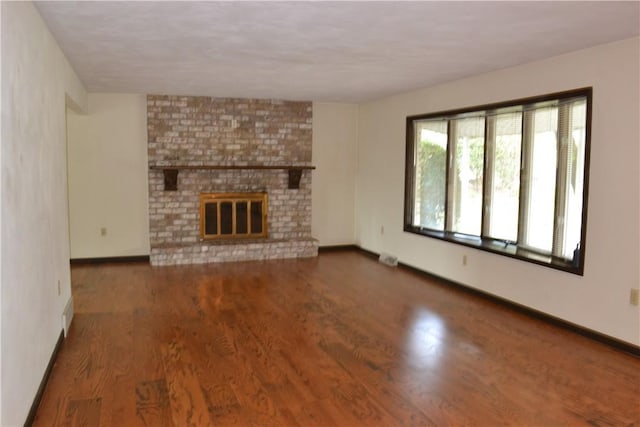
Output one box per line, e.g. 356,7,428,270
199,192,268,240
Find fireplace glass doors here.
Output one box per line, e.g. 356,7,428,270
200,192,268,240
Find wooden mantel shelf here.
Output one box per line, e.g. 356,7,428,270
149,164,316,191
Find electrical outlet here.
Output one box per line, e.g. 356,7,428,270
100,227,107,236
380,225,384,235
57,280,61,296
630,288,639,306
462,255,468,266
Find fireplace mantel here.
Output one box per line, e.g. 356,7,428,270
149,164,316,191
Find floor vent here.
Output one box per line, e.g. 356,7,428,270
62,297,74,336
378,253,398,267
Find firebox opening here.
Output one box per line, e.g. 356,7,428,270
200,192,268,240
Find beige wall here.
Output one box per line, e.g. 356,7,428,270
312,103,358,246
67,93,150,258
1,2,87,424
356,37,640,346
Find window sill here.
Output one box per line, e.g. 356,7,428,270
404,226,582,275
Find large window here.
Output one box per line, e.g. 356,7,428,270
404,88,591,274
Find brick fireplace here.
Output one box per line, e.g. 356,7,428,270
146,95,318,266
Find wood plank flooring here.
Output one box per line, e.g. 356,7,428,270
33,251,640,426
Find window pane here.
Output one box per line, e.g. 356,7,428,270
450,117,484,236
236,201,248,234
414,120,447,230
204,202,218,235
525,107,557,253
220,202,233,234
487,113,521,242
562,100,586,259
251,201,263,234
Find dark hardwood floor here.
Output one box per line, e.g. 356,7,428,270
33,251,640,426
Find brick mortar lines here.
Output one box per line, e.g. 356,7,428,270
147,95,317,266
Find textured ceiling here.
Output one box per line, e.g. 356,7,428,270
35,1,639,102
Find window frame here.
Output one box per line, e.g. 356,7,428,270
404,88,592,275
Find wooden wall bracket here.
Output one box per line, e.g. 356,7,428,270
163,169,179,191
287,168,304,189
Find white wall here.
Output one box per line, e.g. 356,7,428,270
312,102,358,246
356,37,640,346
1,2,87,425
67,93,150,258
